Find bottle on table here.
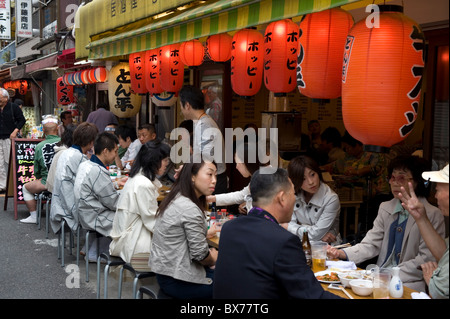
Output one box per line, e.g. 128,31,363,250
302,229,312,267
389,266,403,298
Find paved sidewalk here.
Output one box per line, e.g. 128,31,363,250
0,195,157,299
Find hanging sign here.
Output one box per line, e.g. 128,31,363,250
16,0,33,38
56,77,74,105
0,0,11,40
108,62,142,118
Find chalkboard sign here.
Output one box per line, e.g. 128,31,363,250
4,138,43,220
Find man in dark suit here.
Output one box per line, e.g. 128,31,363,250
213,168,341,299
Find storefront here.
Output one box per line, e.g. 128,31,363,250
74,0,448,169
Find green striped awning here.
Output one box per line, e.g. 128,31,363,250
87,0,363,59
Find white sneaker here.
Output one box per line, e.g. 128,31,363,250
20,215,37,224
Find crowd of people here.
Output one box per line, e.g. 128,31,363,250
0,85,448,300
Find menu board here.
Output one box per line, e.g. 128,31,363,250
4,138,42,220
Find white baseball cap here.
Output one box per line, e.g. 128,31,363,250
422,164,449,184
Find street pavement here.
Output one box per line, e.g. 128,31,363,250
0,194,157,299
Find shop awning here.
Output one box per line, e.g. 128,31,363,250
86,0,363,59
25,52,58,73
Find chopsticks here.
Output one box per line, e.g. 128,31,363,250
339,285,354,299
333,243,352,249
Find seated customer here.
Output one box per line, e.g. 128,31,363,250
46,124,76,193
109,139,171,269
75,132,127,260
50,122,98,235
399,164,449,299
149,159,218,299
284,155,342,245
20,116,61,224
327,155,445,292
113,125,140,170
213,168,341,299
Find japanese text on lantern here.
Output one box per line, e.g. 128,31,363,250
400,26,425,137
114,68,133,112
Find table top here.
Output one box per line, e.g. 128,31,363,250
208,235,417,299
321,281,415,299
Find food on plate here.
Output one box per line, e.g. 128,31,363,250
316,272,339,282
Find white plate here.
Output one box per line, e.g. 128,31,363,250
314,270,341,284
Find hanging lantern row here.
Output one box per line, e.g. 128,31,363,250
62,67,108,86
3,80,29,95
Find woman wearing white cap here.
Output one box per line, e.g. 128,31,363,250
399,164,449,299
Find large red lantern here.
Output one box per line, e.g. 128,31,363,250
297,8,354,99
56,77,74,105
207,33,232,62
342,5,426,152
145,49,164,95
264,19,299,95
179,40,204,66
129,52,147,94
159,44,185,94
231,29,264,97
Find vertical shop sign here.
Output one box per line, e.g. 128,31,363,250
0,0,11,40
16,0,32,38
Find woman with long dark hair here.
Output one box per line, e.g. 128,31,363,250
149,159,218,299
285,155,342,245
109,139,170,269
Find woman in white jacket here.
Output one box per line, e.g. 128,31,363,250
109,139,170,270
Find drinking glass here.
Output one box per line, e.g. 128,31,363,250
373,268,391,299
311,241,327,273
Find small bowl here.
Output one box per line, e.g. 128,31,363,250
349,279,373,296
338,272,362,288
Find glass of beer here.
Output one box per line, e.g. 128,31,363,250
373,268,391,299
311,241,327,273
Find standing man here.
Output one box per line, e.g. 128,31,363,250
204,85,223,133
0,88,26,193
20,115,61,224
179,85,228,194
58,110,73,136
86,102,118,133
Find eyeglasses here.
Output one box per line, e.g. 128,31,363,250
387,174,413,184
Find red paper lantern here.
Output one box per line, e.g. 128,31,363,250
129,52,147,94
145,49,164,95
342,5,426,152
264,19,299,95
297,8,354,99
159,44,185,94
56,77,74,105
179,40,204,66
94,67,108,82
81,70,90,84
231,29,264,97
18,80,28,95
88,69,97,83
207,33,232,62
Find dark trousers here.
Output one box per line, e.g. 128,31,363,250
156,267,214,299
